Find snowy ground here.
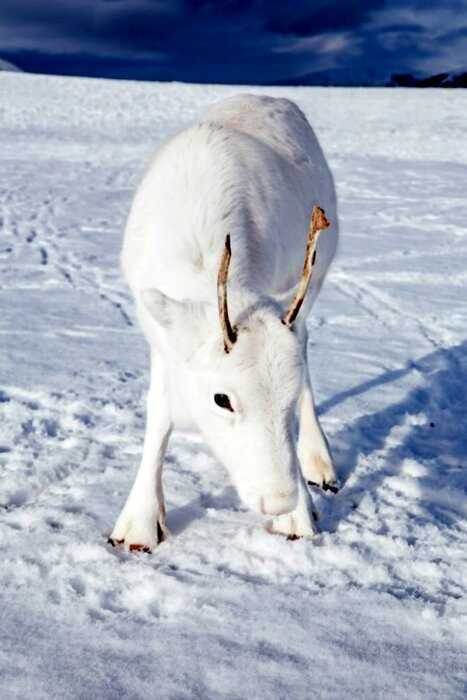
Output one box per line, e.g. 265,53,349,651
1,73,467,699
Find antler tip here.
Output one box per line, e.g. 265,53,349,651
312,205,331,231
281,204,330,328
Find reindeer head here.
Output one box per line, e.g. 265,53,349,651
142,207,329,516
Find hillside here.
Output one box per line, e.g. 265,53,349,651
0,58,20,72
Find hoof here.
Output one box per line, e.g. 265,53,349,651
300,451,338,492
268,511,318,540
107,537,152,553
107,514,169,553
129,543,152,553
308,479,340,494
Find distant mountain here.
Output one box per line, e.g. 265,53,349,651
273,67,467,88
272,66,384,87
387,72,467,88
0,58,21,72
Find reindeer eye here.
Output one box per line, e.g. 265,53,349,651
214,393,234,412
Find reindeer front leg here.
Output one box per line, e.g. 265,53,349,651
297,380,339,493
270,380,338,540
109,352,172,552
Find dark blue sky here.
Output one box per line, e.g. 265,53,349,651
1,1,466,84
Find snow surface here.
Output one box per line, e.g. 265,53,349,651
1,73,467,699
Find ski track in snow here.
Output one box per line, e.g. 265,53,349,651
0,74,466,699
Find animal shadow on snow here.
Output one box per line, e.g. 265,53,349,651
319,340,467,532
164,447,242,536
167,485,242,536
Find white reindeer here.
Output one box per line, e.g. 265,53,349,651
109,94,339,552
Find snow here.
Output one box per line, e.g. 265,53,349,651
1,72,467,698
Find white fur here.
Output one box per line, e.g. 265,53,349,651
110,94,339,550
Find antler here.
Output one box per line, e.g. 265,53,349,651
217,235,238,353
282,205,330,328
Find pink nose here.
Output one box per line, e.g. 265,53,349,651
260,490,297,516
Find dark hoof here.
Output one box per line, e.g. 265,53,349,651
286,534,301,541
108,537,151,552
308,480,340,494
129,543,151,553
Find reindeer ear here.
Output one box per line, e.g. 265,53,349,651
141,288,180,328
141,288,209,357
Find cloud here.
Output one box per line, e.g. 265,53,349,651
0,0,466,84
263,0,384,37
